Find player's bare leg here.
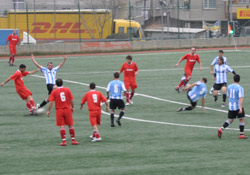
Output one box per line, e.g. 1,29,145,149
91,125,102,142
221,86,227,107
68,125,79,145
59,126,67,146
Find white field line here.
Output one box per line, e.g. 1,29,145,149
57,65,250,75
31,75,250,131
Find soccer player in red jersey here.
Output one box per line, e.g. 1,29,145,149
80,82,109,142
120,55,139,105
47,78,79,146
1,64,39,114
175,48,202,92
5,30,20,66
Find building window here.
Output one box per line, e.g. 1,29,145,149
135,1,143,17
184,0,190,10
203,0,216,9
13,0,25,10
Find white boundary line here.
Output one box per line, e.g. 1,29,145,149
31,75,250,131
1,48,250,62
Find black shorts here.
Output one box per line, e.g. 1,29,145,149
214,83,227,90
187,90,197,108
47,84,54,95
110,99,125,110
228,108,245,119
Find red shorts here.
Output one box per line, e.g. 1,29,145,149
124,80,137,90
9,46,17,55
89,110,101,126
184,68,194,77
16,88,32,100
56,108,73,126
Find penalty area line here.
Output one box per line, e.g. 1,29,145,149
31,75,250,131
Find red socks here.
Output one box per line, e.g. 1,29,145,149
29,100,36,110
126,92,129,103
8,56,12,64
130,92,134,100
26,103,32,113
95,131,100,139
60,128,66,141
69,127,75,140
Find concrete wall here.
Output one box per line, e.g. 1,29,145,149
0,37,250,55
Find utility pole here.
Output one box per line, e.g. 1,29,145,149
177,0,180,39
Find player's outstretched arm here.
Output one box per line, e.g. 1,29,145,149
0,77,12,86
58,56,67,68
175,58,182,67
184,83,197,92
31,54,42,69
106,92,110,100
28,69,40,74
199,62,203,71
47,101,53,117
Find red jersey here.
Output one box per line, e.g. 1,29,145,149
181,53,201,70
49,87,74,110
10,70,29,90
81,90,107,111
120,62,138,81
7,34,20,47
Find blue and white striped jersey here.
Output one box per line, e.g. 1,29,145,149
188,81,207,102
106,80,126,99
227,83,244,111
211,56,227,66
214,64,233,84
40,66,59,85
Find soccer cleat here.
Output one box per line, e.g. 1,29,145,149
218,91,221,96
221,103,226,108
209,89,213,95
91,137,102,142
175,87,180,93
176,107,184,112
126,102,130,106
116,119,121,126
36,103,40,109
239,135,248,139
59,141,67,146
129,100,134,104
218,128,223,139
111,123,115,127
71,140,79,145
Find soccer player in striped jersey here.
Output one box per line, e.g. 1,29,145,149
209,50,227,95
31,54,67,108
218,74,247,139
213,57,236,107
175,48,202,92
106,72,126,127
177,77,207,112
80,83,109,142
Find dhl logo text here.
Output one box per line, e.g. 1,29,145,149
31,22,97,33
